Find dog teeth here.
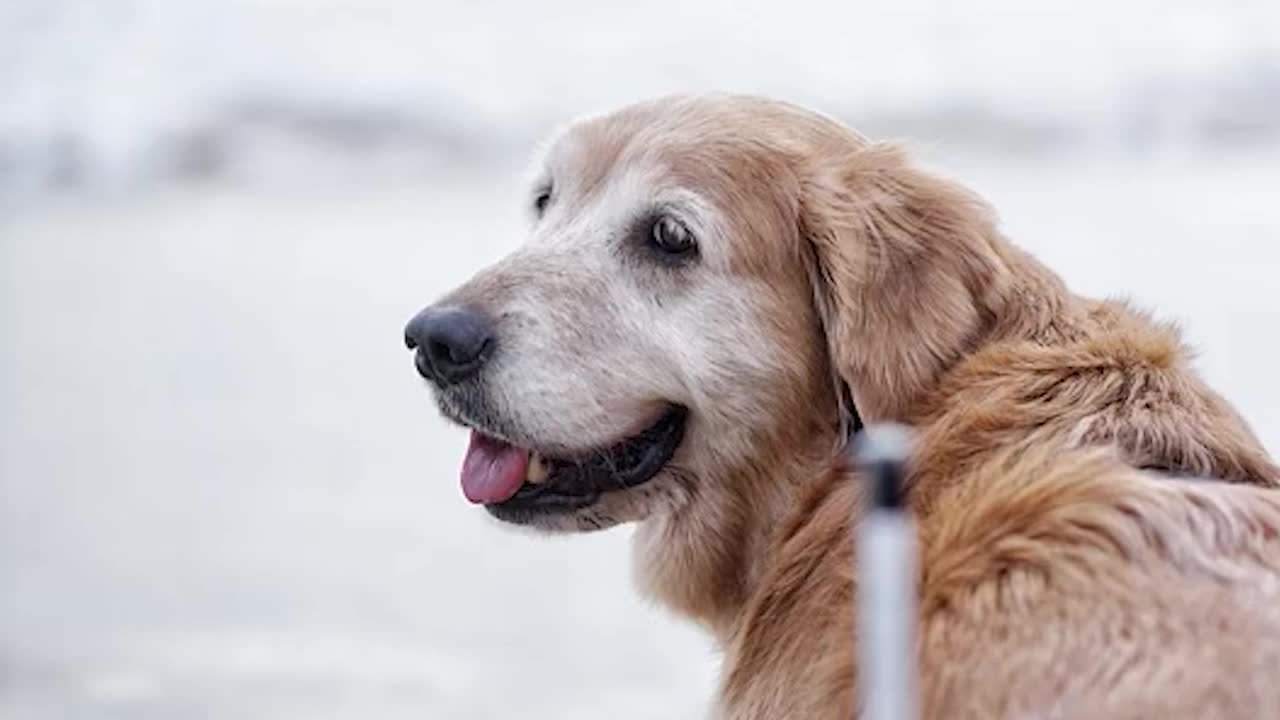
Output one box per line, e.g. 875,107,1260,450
526,452,550,484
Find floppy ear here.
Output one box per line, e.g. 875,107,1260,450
799,143,1010,422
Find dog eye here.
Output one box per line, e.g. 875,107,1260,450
650,216,696,257
533,186,553,216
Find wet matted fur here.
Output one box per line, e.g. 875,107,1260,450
411,94,1280,718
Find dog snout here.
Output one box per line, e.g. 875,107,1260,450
404,305,496,386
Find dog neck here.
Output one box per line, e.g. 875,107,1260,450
633,241,1082,642
632,390,843,640
634,193,1084,640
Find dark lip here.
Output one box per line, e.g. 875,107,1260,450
484,405,688,519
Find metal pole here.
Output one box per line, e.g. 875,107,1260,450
854,424,919,720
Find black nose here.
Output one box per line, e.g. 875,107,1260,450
404,306,496,385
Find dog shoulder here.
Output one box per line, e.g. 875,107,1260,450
918,446,1280,717
921,444,1280,606
718,446,1280,719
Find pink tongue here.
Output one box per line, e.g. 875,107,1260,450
460,431,530,504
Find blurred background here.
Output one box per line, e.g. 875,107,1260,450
2,1,1278,718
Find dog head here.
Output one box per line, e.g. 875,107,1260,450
406,94,1006,535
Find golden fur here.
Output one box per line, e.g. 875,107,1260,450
424,94,1280,717
705,98,1280,718
726,447,1280,719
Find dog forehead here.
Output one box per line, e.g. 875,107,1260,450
529,98,828,279
543,99,775,193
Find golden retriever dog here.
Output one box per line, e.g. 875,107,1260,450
404,94,1280,718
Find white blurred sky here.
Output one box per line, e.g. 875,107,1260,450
3,5,1279,716
3,0,1278,155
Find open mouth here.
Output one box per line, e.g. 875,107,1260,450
457,405,688,517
